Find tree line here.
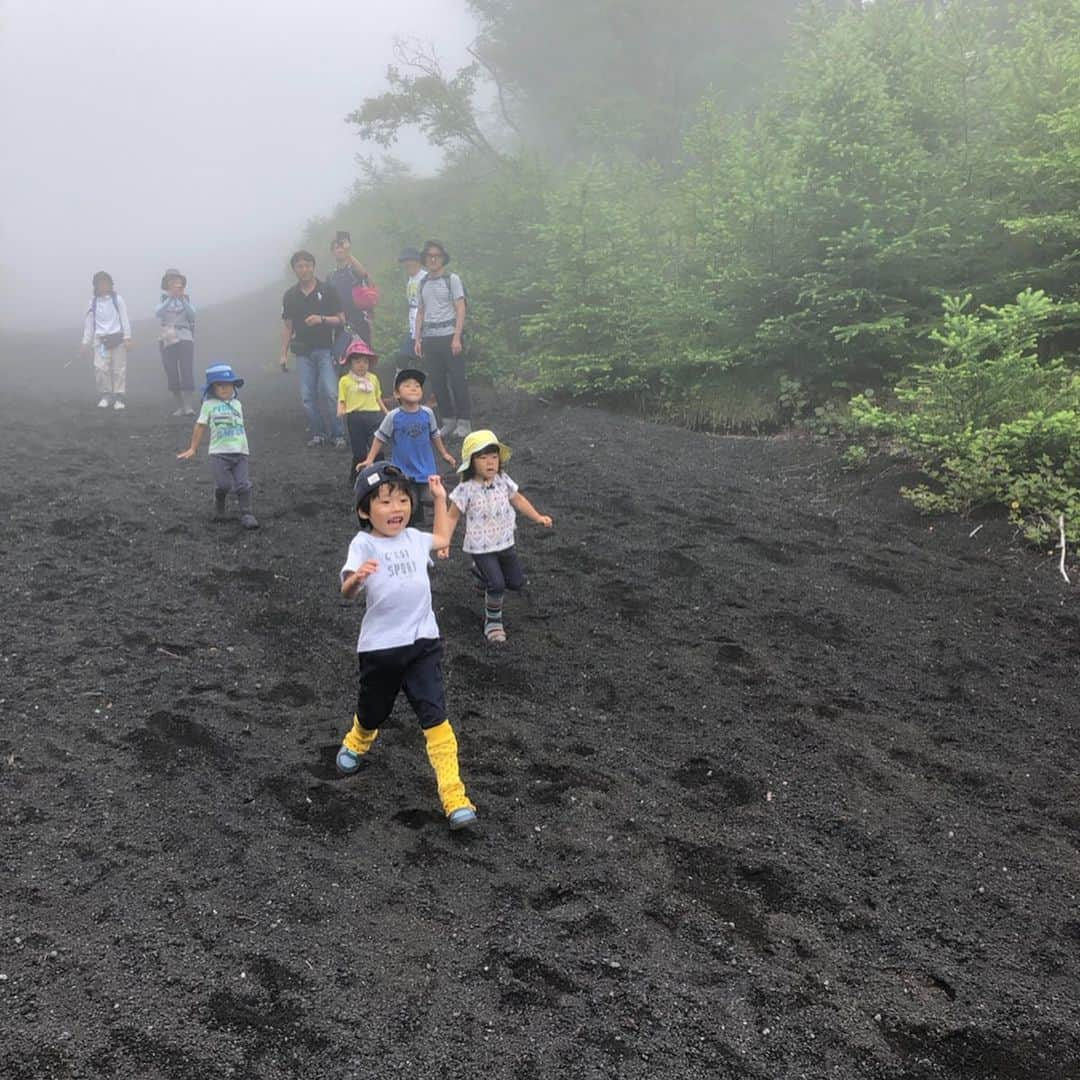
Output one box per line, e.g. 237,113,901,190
305,0,1079,540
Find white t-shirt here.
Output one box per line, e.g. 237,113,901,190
340,527,439,651
406,270,426,338
450,473,519,554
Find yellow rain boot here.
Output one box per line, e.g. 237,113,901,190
337,716,378,776
423,721,477,829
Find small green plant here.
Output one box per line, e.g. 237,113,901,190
840,444,870,471
850,290,1080,543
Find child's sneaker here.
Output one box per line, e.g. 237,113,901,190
97,397,110,408
113,398,126,410
240,513,260,530
336,746,362,776
448,807,478,831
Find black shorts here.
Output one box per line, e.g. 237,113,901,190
356,637,446,730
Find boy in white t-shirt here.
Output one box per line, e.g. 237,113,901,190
335,463,477,830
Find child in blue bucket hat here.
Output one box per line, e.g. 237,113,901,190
177,363,259,529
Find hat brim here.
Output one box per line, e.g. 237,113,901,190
457,436,512,473
394,368,426,388
201,376,244,395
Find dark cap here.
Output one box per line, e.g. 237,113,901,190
353,463,413,514
397,246,422,263
394,368,426,389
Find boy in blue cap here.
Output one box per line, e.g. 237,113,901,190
358,368,455,524
177,363,259,529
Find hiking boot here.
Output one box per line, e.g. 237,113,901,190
306,435,325,448
437,416,457,439
97,397,110,408
336,746,361,776
448,807,478,831
113,398,126,410
240,513,260,530
453,419,472,438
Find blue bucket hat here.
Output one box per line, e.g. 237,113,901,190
202,362,245,398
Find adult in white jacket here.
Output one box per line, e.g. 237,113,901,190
81,271,132,410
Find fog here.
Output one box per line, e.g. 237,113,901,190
0,0,477,333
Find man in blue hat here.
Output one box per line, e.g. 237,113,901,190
398,246,425,371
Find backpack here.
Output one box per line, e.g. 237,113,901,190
92,294,125,349
419,272,468,315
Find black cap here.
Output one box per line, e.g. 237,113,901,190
397,246,422,262
394,368,426,389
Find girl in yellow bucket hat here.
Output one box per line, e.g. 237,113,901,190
444,429,552,643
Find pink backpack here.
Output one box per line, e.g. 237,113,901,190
352,282,380,311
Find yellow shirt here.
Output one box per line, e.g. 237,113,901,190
338,371,383,413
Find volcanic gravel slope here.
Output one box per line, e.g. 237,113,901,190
1,322,1079,1079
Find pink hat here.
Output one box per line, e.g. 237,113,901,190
344,338,377,360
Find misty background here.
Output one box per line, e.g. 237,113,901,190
0,0,477,333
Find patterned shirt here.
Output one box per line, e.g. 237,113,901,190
450,473,520,554
198,397,249,455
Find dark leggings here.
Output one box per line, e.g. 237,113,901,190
161,340,195,392
346,411,383,485
471,547,526,593
421,335,470,422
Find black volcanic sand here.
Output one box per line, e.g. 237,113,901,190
1,337,1079,1079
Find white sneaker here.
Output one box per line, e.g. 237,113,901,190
453,420,472,438
97,397,110,408
113,399,126,410
437,416,457,439
170,407,185,417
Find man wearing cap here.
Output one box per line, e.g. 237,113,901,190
397,246,425,369
414,240,471,440
280,250,347,448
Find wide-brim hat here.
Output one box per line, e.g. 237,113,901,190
344,338,378,361
201,362,244,396
394,367,426,389
421,240,450,265
161,268,187,289
458,429,512,473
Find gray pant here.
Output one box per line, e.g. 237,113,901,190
210,453,253,510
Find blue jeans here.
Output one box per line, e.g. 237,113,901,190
297,349,343,439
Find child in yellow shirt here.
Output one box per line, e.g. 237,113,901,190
337,339,388,485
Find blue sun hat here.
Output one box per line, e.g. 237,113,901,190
201,363,245,398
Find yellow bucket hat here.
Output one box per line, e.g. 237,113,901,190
457,429,512,474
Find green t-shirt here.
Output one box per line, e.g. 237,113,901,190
198,397,249,455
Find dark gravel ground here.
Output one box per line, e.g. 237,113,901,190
1,310,1079,1079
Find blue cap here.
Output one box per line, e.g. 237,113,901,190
201,363,245,398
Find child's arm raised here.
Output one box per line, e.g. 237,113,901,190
428,475,456,551
341,558,379,599
510,491,553,528
176,422,207,460
434,501,462,560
